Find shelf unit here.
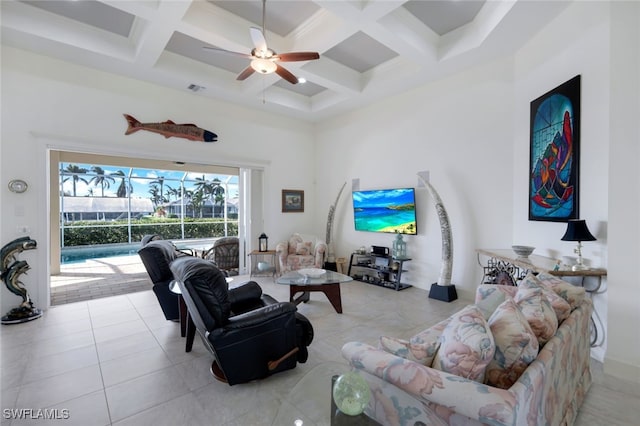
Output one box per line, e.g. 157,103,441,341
347,252,411,291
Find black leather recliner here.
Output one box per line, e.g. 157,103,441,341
170,256,313,385
138,239,190,320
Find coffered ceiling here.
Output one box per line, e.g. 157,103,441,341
1,0,570,122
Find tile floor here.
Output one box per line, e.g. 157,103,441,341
2,265,640,425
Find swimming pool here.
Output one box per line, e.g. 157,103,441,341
60,239,217,264
60,243,141,264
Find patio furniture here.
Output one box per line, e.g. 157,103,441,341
202,236,240,276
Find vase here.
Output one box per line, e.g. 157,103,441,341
332,371,371,416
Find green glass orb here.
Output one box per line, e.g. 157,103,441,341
332,371,371,416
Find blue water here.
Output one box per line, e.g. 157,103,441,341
354,208,416,233
60,244,141,264
60,239,216,264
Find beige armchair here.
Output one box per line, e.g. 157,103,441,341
276,233,326,273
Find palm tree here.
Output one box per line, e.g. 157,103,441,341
193,175,211,197
148,184,162,207
90,166,115,197
210,179,225,217
190,189,206,218
150,177,166,204
61,164,89,196
194,176,225,217
182,189,193,217
165,184,177,201
111,170,131,198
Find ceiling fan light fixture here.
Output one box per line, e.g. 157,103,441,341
251,58,277,74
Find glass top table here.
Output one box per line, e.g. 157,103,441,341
277,269,353,314
272,362,380,425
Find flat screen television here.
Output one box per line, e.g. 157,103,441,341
352,188,417,235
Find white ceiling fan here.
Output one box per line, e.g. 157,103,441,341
203,0,320,84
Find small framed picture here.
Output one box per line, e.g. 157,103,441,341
282,189,304,213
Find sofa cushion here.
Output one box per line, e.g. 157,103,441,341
519,273,571,323
295,241,313,255
535,272,586,310
514,286,558,345
432,305,495,382
485,297,539,389
475,285,518,319
288,234,303,254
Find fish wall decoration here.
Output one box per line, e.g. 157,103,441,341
123,114,218,142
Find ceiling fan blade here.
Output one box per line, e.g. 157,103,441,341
275,64,299,84
203,46,252,59
236,66,256,81
249,27,268,54
276,52,320,62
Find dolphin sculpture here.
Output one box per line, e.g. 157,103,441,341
4,260,31,304
1,237,41,324
1,236,37,276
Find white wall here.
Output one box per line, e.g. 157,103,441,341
315,57,516,302
513,0,611,361
512,1,610,263
0,47,316,314
606,0,640,384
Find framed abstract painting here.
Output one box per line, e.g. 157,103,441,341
529,75,581,222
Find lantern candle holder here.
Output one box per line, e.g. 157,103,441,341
258,233,269,252
392,233,407,259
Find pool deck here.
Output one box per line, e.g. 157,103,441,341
51,255,151,305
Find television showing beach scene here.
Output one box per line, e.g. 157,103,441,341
352,188,417,235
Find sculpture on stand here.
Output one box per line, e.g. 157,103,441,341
417,172,457,302
1,236,42,324
325,182,347,270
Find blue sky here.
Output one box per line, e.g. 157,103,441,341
60,162,239,200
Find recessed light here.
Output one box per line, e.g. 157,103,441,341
297,77,307,84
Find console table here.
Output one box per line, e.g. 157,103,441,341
476,248,607,347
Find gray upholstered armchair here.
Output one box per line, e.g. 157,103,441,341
275,233,326,273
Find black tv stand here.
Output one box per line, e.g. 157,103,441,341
347,252,411,291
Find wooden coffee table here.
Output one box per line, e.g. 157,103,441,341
276,269,353,314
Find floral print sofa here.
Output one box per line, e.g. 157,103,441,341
342,272,593,426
